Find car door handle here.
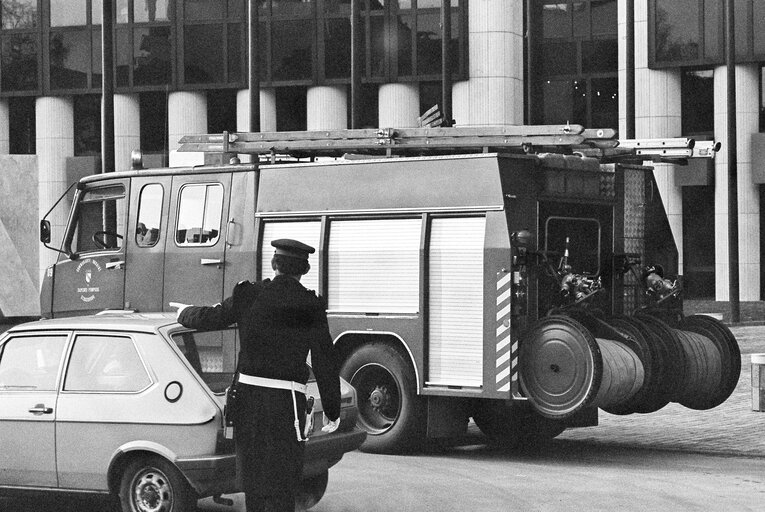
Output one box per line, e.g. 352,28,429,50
106,260,124,270
29,404,53,414
201,258,222,265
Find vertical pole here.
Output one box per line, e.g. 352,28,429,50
350,0,363,129
440,0,452,126
624,0,635,139
101,0,115,173
249,0,261,132
525,0,533,124
725,0,740,322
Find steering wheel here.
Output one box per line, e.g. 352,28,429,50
92,230,123,249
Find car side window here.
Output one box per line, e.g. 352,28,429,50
170,329,237,394
63,335,151,392
0,335,68,391
175,183,223,246
136,183,163,248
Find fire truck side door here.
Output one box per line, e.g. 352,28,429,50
162,173,232,310
124,176,172,312
51,180,129,317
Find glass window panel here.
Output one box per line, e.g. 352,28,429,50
275,86,307,131
590,77,618,128
539,41,578,76
396,0,412,8
184,24,224,84
324,17,351,79
176,184,223,246
398,14,414,75
116,28,130,86
8,97,36,155
572,1,587,38
542,2,570,39
654,0,699,62
1,0,37,29
591,0,616,36
134,26,172,85
171,330,238,393
272,0,314,16
416,12,439,75
1,34,38,91
228,0,245,18
703,0,723,60
140,91,168,152
92,29,102,84
370,15,385,77
50,0,87,27
92,0,102,25
50,31,90,90
228,23,242,82
135,0,171,22
184,0,223,20
74,95,101,156
734,0,748,57
417,0,442,8
541,79,586,125
72,186,126,253
272,19,313,80
323,0,351,14
681,69,714,134
136,184,163,247
581,38,617,73
754,0,765,54
64,335,151,392
0,335,68,391
117,0,129,23
369,0,385,11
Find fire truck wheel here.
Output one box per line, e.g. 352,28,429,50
472,402,565,450
340,343,425,454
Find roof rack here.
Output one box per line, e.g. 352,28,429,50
177,125,720,164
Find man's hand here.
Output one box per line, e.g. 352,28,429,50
168,302,191,320
321,415,340,434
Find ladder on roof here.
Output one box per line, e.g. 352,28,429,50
177,125,720,164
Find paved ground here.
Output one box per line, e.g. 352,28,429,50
557,323,765,457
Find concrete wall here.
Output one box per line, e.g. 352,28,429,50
0,155,40,317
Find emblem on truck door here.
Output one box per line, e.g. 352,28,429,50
76,258,102,302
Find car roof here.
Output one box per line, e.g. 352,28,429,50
5,312,179,335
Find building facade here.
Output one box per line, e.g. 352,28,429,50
0,0,763,317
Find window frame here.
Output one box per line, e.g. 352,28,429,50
174,182,225,248
0,332,71,392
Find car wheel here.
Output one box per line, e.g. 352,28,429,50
119,455,196,512
340,343,425,454
295,470,328,511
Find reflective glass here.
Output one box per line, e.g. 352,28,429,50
542,2,570,39
323,0,351,14
228,0,245,18
539,41,577,76
64,335,150,392
703,0,722,60
184,0,222,20
272,0,314,16
272,20,313,80
416,12,439,75
324,17,351,79
134,26,172,85
135,0,171,22
591,0,616,36
399,14,414,75
50,0,87,27
228,23,243,82
184,24,224,84
541,79,587,126
681,69,714,134
370,15,385,77
176,184,223,246
92,29,102,83
116,29,130,86
50,31,89,90
136,184,163,247
590,77,618,128
1,34,37,91
582,39,617,73
92,0,102,25
1,0,37,29
754,0,765,54
0,336,67,391
572,1,587,38
73,95,101,156
734,0,747,57
654,0,699,62
117,0,129,23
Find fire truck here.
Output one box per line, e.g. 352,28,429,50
39,125,739,453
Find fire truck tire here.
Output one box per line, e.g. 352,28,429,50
340,343,425,454
472,402,565,449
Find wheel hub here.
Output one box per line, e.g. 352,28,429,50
369,386,389,409
133,471,170,512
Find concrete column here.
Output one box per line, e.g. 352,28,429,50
114,94,140,172
36,96,74,283
623,0,683,273
378,83,419,128
0,99,9,154
452,0,524,126
714,64,761,301
167,91,207,166
307,85,348,130
236,87,277,133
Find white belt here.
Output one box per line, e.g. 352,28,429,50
237,373,307,394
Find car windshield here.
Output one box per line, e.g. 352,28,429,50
170,329,237,394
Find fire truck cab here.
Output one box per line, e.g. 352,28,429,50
39,125,739,453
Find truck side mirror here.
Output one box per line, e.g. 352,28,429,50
40,220,51,244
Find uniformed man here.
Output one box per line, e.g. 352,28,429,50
170,239,341,512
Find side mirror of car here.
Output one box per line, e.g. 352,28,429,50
40,220,51,244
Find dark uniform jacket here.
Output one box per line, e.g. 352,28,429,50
178,274,341,421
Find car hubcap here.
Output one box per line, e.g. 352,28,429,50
133,469,172,512
351,364,401,435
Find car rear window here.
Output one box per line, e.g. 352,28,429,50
171,329,237,393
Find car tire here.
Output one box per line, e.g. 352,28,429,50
340,342,425,454
118,455,197,512
295,470,328,511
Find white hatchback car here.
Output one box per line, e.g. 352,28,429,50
0,312,365,511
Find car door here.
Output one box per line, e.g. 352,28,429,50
51,180,129,316
162,172,232,309
0,332,69,487
124,176,172,312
